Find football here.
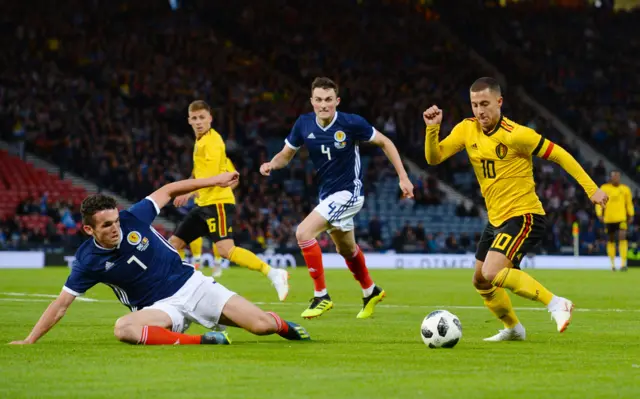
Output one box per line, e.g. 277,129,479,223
420,310,462,349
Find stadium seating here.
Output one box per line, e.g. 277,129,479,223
1,0,634,254
0,150,169,248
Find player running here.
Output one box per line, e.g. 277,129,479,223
169,101,289,301
596,170,634,272
260,77,414,319
10,173,310,345
424,77,608,341
181,158,238,277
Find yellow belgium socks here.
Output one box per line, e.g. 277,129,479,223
212,242,223,265
476,286,519,329
607,241,616,270
190,237,203,259
228,246,271,276
492,268,553,306
620,240,628,268
178,248,186,260
190,237,203,269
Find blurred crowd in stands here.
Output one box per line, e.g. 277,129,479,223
1,0,638,256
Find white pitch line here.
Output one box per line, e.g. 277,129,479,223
2,292,639,313
0,292,105,302
0,298,54,303
252,302,640,313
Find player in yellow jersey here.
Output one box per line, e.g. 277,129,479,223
168,101,289,301
186,158,237,277
424,77,608,341
596,170,634,271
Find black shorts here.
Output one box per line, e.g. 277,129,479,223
604,222,627,235
173,204,235,244
475,214,546,269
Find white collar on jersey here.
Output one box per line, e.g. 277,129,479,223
315,111,339,131
93,228,123,250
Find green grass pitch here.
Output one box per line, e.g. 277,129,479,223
1,267,639,398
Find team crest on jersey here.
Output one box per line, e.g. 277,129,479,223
127,231,142,246
334,131,347,149
495,143,508,159
136,237,150,252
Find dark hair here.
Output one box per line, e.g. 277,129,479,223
311,77,339,96
188,100,211,114
81,194,117,226
470,77,502,96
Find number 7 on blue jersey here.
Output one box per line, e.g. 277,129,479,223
128,255,148,270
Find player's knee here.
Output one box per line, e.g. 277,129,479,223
337,244,356,258
216,245,232,259
295,226,312,243
113,318,139,344
472,271,491,289
481,264,500,284
168,236,186,250
247,313,276,336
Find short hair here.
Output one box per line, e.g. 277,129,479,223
311,77,339,96
188,100,211,114
81,194,117,226
611,170,621,175
470,77,502,96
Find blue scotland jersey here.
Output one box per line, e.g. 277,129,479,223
285,111,376,200
63,197,194,311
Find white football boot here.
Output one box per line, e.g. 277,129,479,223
548,296,574,333
484,323,526,342
268,268,289,301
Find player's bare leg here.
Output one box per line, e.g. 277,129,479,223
483,251,574,333
170,235,206,272
330,229,385,319
216,238,289,301
296,211,334,318
113,309,229,345
218,295,310,340
473,259,525,341
169,235,188,252
619,229,629,272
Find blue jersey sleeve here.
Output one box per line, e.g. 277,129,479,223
285,117,304,150
63,260,99,296
350,114,376,142
127,197,160,225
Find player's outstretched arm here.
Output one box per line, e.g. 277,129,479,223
149,172,239,210
423,106,465,165
10,290,76,344
370,131,414,198
533,139,608,207
260,146,297,176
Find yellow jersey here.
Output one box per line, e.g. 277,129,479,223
192,129,235,206
425,115,598,226
596,183,633,223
